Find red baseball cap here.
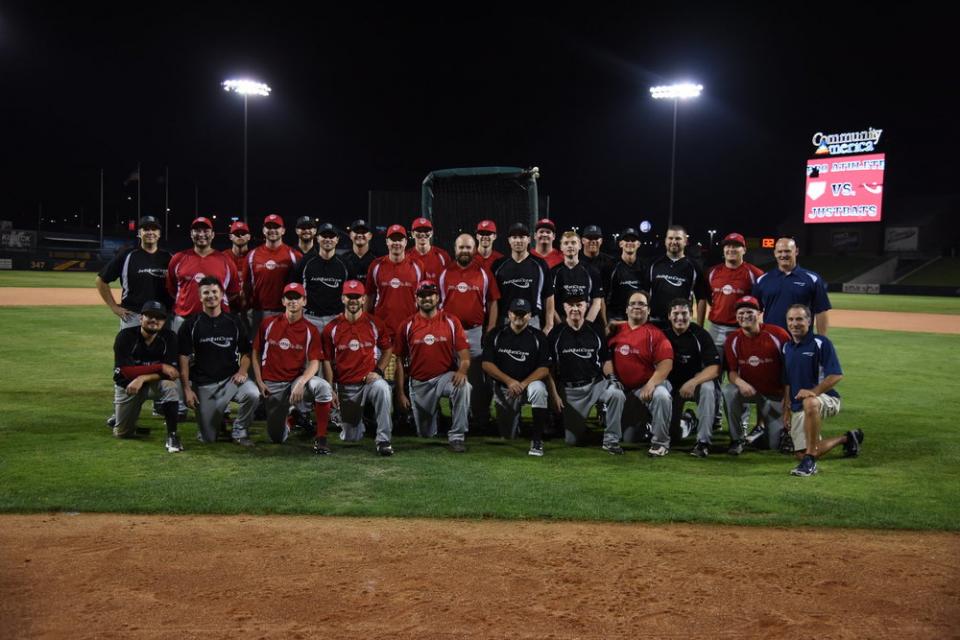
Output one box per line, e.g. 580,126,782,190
386,224,407,238
411,217,432,230
722,232,746,247
735,295,761,311
476,220,497,233
282,283,306,298
263,214,285,227
229,221,250,234
416,279,439,295
342,280,366,296
535,218,556,232
191,217,213,229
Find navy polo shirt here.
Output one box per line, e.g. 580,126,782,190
752,266,831,330
782,331,842,411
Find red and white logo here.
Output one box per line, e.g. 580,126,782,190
747,356,761,367
193,272,207,283
265,260,278,271
619,344,631,356
456,282,469,293
424,334,436,346
721,284,734,295
279,338,292,350
389,278,401,289
348,339,361,351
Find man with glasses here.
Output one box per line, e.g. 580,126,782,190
344,218,377,282
409,217,451,281
245,214,302,337
608,290,673,454
474,219,503,271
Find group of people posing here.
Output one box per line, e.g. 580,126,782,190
96,213,863,476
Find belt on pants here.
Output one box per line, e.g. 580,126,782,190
563,377,601,388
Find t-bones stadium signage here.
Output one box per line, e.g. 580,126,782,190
804,126,885,224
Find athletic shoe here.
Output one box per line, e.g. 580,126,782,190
843,429,864,458
449,439,467,453
680,409,698,440
690,441,710,458
106,415,117,428
233,436,255,447
528,440,544,457
165,432,184,453
744,424,766,445
647,444,669,457
728,439,745,456
313,437,332,455
377,441,394,457
602,443,624,455
790,454,818,477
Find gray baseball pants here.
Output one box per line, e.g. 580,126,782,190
192,377,260,443
113,380,179,437
409,372,471,441
493,379,548,439
671,381,718,445
560,380,625,447
722,384,785,449
465,326,492,428
621,381,673,445
263,377,333,443
336,379,393,444
709,322,750,431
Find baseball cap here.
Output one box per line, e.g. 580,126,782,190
508,298,532,314
535,218,556,232
349,218,370,232
476,220,497,233
282,283,306,298
416,280,439,295
317,222,338,237
191,217,213,229
229,221,250,234
263,214,284,227
296,216,317,229
411,217,432,230
735,295,761,311
342,280,366,296
722,232,746,247
386,224,407,239
619,227,640,240
138,215,160,229
582,224,603,238
140,300,168,317
563,294,587,305
507,222,530,237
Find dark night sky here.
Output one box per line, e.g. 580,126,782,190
3,4,956,242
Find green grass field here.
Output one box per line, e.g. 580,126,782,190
1,302,958,530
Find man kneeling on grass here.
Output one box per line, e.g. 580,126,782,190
252,283,335,455
783,304,863,477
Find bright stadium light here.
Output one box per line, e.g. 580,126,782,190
650,81,703,227
223,78,272,222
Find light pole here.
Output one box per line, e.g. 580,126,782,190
223,78,271,223
650,82,702,228
707,228,717,245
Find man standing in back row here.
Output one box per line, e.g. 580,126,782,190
492,222,555,333
648,225,708,327
753,237,831,334
706,232,764,352
245,214,301,337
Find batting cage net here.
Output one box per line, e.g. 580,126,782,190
420,166,541,253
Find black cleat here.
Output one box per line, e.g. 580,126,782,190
690,441,710,458
843,429,863,458
313,437,332,455
377,441,394,457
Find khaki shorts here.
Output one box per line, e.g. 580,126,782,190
790,394,841,450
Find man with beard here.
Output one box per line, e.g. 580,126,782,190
492,222,555,333
439,233,500,431
245,214,302,337
474,219,503,271
295,216,318,256
343,218,377,282
647,225,708,327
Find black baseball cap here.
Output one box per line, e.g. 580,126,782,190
563,295,587,305
349,218,370,232
140,300,168,317
317,222,338,236
296,216,317,229
620,227,640,240
138,215,160,229
582,224,603,238
509,298,532,314
507,222,530,237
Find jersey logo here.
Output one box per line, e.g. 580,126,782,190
500,349,528,362
389,277,401,289
138,268,167,278
657,274,686,287
502,278,531,289
561,347,595,359
721,284,734,295
199,336,234,349
456,282,469,293
424,334,436,345
265,260,278,271
618,344,631,356
348,339,361,351
279,338,292,350
794,281,807,287
193,272,207,283
747,355,760,367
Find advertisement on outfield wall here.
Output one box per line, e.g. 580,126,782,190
884,227,919,252
0,229,37,250
804,153,885,224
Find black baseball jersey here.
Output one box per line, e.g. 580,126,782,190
481,325,552,382
607,256,649,320
177,311,251,385
550,261,604,318
648,255,708,321
580,252,616,292
290,252,351,317
547,322,609,383
492,254,554,323
98,246,173,312
664,323,720,389
342,250,377,282
113,326,178,387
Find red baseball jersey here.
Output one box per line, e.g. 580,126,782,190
707,261,765,326
366,254,423,336
166,249,241,317
395,311,469,381
412,245,452,281
723,323,790,397
321,313,392,385
255,314,323,382
227,249,249,312
473,250,504,272
246,243,302,311
438,261,500,329
532,247,563,269
608,322,674,391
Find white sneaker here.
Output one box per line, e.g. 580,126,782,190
647,444,669,457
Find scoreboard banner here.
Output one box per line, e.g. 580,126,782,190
804,153,885,224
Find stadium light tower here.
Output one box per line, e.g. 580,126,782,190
223,78,272,223
650,82,703,227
